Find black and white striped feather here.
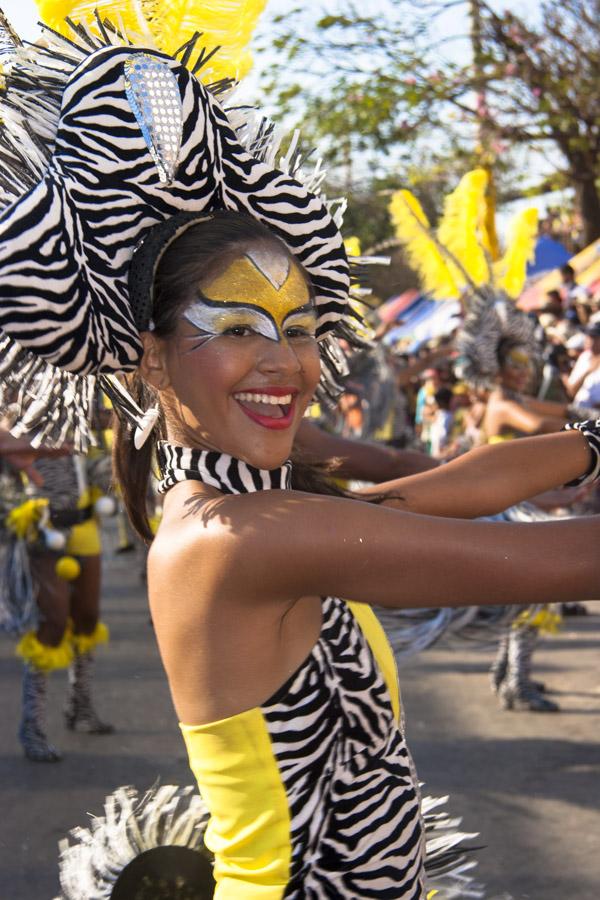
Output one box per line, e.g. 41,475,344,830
0,16,363,448
54,784,212,900
455,287,539,389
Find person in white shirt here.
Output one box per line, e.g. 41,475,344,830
565,322,600,409
429,387,455,458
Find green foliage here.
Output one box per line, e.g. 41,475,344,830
260,0,600,242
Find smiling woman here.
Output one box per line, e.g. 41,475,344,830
107,207,600,900
1,11,600,900
148,216,321,459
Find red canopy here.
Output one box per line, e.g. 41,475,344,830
377,289,420,323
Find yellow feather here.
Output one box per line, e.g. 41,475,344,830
344,236,361,257
35,0,267,82
495,207,538,299
151,0,267,82
437,168,490,287
389,190,460,299
35,1,151,37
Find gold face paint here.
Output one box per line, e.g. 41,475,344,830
183,248,316,344
506,348,531,370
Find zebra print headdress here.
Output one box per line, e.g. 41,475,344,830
0,12,358,448
455,287,540,388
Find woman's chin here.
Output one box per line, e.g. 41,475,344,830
170,414,298,470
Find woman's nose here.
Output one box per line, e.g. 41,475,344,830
256,337,302,375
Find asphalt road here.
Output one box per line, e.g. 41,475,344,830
0,536,598,899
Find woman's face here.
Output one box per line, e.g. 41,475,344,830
499,346,532,393
158,243,321,469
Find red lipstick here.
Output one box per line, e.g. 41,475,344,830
233,387,299,431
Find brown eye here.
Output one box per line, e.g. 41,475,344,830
224,325,254,337
286,327,311,339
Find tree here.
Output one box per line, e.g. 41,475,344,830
261,0,600,244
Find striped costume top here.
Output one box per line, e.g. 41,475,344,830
160,445,425,899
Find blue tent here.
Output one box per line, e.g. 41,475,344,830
384,296,461,350
527,235,571,277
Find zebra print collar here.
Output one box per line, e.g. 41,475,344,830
156,442,292,495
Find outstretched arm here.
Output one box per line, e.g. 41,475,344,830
187,486,600,612
0,427,70,486
295,419,438,479
359,429,591,518
490,397,566,435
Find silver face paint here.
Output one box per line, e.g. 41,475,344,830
182,249,316,346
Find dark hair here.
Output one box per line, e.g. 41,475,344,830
114,212,385,542
560,264,575,280
433,387,453,409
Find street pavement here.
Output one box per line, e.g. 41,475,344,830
0,535,598,899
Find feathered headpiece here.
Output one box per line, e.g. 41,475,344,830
36,0,267,84
54,781,485,900
389,168,539,385
0,6,363,449
389,168,537,302
55,784,213,899
455,286,539,388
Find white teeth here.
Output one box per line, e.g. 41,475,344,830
234,392,293,405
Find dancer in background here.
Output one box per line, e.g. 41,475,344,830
7,450,114,762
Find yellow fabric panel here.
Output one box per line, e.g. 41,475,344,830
487,432,516,444
347,601,401,723
180,707,291,899
65,487,102,556
66,518,101,556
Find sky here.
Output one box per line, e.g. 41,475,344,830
7,0,543,56
5,0,564,227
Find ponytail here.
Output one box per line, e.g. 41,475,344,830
112,373,162,544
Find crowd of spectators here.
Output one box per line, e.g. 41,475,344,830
332,262,600,480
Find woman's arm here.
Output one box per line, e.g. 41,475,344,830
563,358,600,399
487,396,566,436
520,395,570,418
295,419,438,479
190,487,600,612
359,429,591,517
0,427,69,486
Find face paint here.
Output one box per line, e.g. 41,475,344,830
183,248,316,346
506,348,531,370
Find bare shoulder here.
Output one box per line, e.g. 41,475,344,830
148,484,319,602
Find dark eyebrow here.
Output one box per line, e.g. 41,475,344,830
282,303,317,323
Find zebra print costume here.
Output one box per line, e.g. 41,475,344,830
259,595,424,898
0,14,362,449
163,444,482,899
156,441,292,494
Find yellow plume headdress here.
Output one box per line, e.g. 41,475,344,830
34,0,267,84
389,168,538,302
389,169,540,386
